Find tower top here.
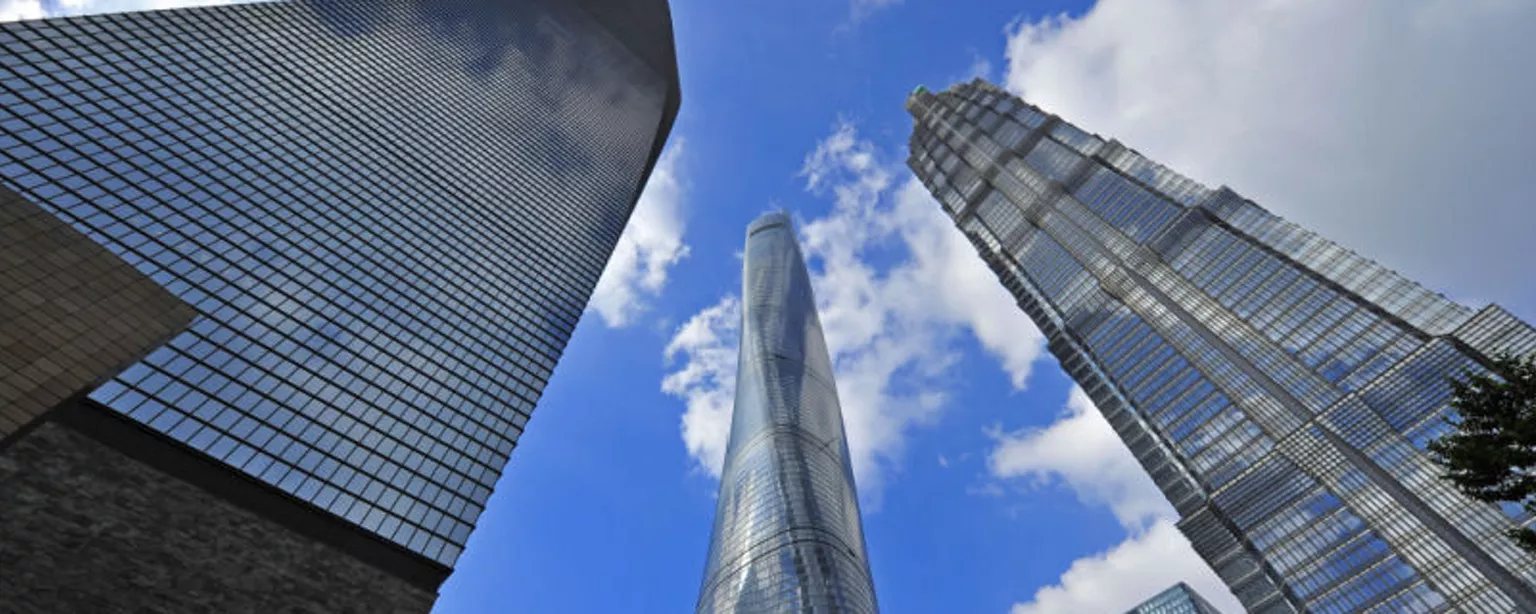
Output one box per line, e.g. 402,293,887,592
747,210,792,235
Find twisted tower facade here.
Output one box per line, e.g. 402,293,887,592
696,212,878,613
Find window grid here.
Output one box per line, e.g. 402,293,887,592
906,80,1536,612
1,0,672,566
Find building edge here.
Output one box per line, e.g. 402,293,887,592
905,77,1536,612
569,0,683,256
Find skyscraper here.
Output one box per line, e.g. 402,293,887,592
0,0,678,608
696,212,878,613
1128,583,1223,614
906,79,1536,613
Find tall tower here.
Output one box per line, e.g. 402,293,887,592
907,79,1536,613
697,212,879,613
0,0,677,610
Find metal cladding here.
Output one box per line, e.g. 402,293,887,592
696,212,878,613
907,78,1536,613
1126,583,1223,614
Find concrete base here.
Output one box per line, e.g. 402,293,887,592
0,419,437,614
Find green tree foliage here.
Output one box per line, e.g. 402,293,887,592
1427,353,1536,553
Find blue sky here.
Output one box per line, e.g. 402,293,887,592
434,2,1145,611
8,0,1536,612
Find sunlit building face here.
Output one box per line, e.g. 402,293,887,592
696,212,879,614
907,79,1536,613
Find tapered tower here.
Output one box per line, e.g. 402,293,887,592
696,212,879,613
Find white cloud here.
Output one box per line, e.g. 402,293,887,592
991,2,1536,610
1002,0,1536,317
802,122,1048,500
1009,518,1242,614
0,0,44,21
663,122,1046,502
590,143,691,328
988,387,1242,613
987,386,1172,531
661,295,739,477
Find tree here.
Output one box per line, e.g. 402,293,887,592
1427,353,1536,554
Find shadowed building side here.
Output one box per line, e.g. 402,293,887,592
696,212,879,613
0,176,430,612
0,0,679,610
0,184,195,439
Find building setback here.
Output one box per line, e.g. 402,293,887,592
1127,583,1223,614
0,0,678,609
907,79,1536,613
696,212,879,613
1,183,196,439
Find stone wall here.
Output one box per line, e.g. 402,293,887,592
0,421,436,613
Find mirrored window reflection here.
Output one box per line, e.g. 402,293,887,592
698,219,877,614
905,80,1536,611
0,0,671,567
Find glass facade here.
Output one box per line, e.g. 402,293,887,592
1128,583,1223,614
907,79,1536,613
696,212,878,613
0,0,679,567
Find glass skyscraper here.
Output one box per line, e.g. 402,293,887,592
907,79,1536,613
0,0,678,581
1128,583,1223,614
696,212,878,613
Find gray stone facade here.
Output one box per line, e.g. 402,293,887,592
0,419,436,614
0,184,195,439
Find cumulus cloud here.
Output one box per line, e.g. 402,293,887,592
590,143,691,328
663,122,1045,501
1002,0,1536,316
988,387,1241,613
987,386,1172,531
990,2,1536,609
0,0,43,20
801,123,1044,389
662,296,739,477
1010,518,1240,614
